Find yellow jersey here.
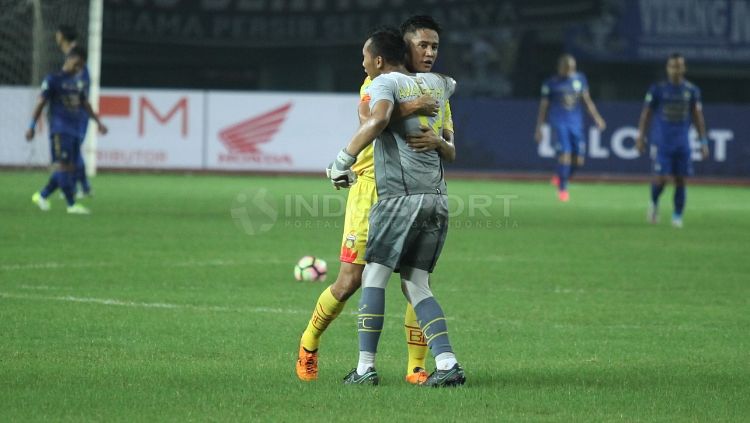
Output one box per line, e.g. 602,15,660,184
352,77,376,180
354,76,454,179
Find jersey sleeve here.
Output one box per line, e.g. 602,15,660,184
77,78,89,102
442,75,457,98
40,75,54,100
644,84,659,110
82,66,91,85
367,76,397,112
359,76,372,103
443,100,454,133
579,73,589,91
540,80,551,98
691,85,702,109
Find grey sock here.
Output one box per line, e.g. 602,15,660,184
358,287,385,353
414,297,453,356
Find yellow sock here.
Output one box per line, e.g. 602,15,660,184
404,302,428,373
300,286,346,351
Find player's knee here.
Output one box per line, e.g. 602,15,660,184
575,156,585,167
558,153,572,165
330,264,363,301
401,267,433,305
674,176,686,186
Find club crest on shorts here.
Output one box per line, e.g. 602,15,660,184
340,232,359,262
345,232,357,249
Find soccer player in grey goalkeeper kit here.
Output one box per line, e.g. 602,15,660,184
327,26,465,387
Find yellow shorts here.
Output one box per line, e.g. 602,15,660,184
340,175,377,265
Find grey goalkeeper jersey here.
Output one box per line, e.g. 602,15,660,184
367,71,456,199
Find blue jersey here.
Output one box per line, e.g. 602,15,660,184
78,65,91,139
42,71,88,138
645,80,701,152
541,72,588,128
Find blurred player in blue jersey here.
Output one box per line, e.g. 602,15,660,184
534,54,606,202
636,53,708,228
56,25,92,197
26,46,107,214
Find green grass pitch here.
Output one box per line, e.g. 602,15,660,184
1,170,748,422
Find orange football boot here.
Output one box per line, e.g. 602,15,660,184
405,367,429,385
296,345,318,381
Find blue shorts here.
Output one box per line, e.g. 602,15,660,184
654,148,693,176
50,133,81,165
552,124,585,156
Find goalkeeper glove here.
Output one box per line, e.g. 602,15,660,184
326,149,357,189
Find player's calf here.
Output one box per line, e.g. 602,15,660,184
329,262,364,301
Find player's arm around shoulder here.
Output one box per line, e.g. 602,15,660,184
363,75,397,121
406,126,455,161
405,78,457,161
355,100,393,145
329,99,393,189
394,94,439,118
345,75,397,158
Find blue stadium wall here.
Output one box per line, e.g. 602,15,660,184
448,99,750,178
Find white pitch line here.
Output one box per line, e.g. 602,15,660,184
0,291,421,321
0,291,302,314
19,284,69,291
0,258,288,272
0,262,113,271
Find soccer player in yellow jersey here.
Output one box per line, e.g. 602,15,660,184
296,15,456,384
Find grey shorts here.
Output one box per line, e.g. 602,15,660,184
364,193,449,272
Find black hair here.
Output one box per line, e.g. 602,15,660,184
57,24,78,42
558,53,575,64
668,52,684,60
400,15,442,36
68,45,87,62
367,26,406,66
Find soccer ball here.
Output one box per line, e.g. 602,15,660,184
294,256,327,282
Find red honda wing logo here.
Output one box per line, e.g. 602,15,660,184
219,103,292,154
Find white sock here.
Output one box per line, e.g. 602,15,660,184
435,352,457,371
357,351,376,374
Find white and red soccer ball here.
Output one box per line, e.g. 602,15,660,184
294,256,327,282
